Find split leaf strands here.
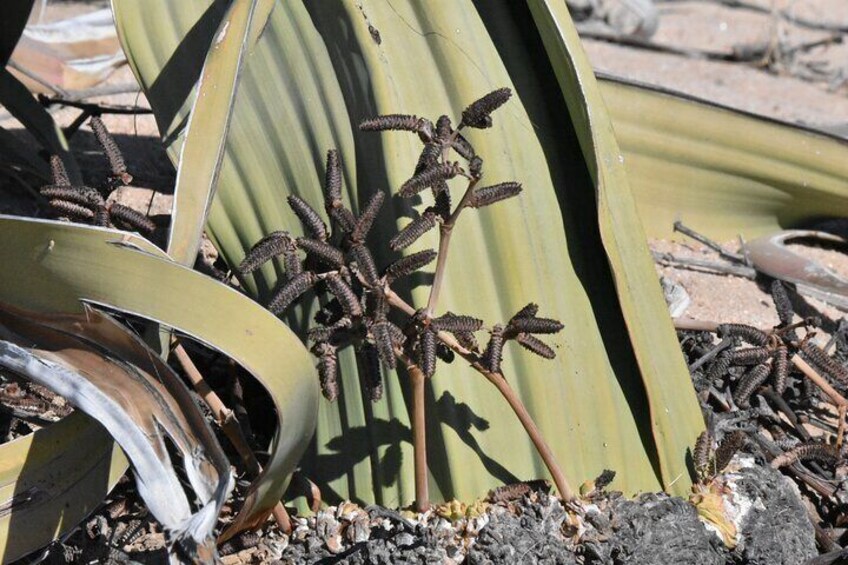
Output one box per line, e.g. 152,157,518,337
239,89,569,505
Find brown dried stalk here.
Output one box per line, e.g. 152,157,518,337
402,353,430,511
171,342,292,533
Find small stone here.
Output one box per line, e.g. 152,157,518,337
395,532,416,547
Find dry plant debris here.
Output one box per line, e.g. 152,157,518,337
40,116,157,235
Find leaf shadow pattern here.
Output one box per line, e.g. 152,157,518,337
307,418,412,506
147,0,229,147
433,392,521,487
474,0,663,482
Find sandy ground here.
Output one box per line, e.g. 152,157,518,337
585,0,848,132
651,237,848,333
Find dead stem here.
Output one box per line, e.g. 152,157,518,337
172,340,292,533
673,318,720,333
791,355,848,451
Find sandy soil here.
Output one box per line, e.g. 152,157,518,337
651,237,848,334
585,0,848,132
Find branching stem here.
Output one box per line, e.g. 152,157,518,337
424,178,478,318
383,288,574,501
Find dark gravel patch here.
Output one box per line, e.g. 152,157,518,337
581,492,728,565
732,464,817,565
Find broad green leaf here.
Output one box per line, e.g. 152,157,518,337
0,68,80,184
528,0,703,494
113,0,703,504
0,217,318,551
599,76,848,240
0,413,126,564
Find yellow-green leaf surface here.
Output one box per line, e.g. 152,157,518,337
599,76,848,240
0,216,318,554
528,0,703,494
114,0,702,504
0,413,126,564
167,0,272,265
